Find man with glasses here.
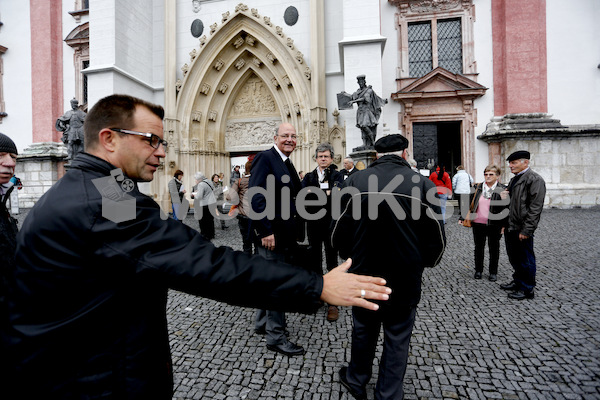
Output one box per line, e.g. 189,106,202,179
3,95,391,398
249,123,308,356
301,142,344,321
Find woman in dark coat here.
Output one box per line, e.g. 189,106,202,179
460,165,509,281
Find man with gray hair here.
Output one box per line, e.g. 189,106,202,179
301,142,344,321
341,156,357,180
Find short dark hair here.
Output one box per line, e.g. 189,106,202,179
174,170,184,178
84,94,164,151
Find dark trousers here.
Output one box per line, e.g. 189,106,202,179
254,246,287,346
346,305,417,400
505,230,537,292
307,219,338,273
237,215,253,254
198,205,215,240
472,222,502,274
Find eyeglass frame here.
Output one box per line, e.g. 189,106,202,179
110,128,168,149
277,134,298,140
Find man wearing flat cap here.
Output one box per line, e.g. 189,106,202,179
500,150,546,300
332,134,446,399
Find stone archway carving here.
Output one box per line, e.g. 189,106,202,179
162,4,318,191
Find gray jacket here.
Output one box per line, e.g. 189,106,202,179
507,168,546,237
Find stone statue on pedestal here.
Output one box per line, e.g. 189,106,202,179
337,75,387,151
56,98,86,161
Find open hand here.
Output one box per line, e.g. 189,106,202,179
321,259,391,311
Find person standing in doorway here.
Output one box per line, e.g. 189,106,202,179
429,163,452,223
452,165,473,221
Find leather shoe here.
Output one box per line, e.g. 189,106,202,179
474,271,482,279
500,281,518,291
327,305,339,322
338,367,366,400
266,339,305,356
488,274,497,282
508,290,534,300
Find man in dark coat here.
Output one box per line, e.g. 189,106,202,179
332,134,446,400
2,95,391,399
500,150,546,300
341,156,357,180
249,123,307,356
301,142,344,321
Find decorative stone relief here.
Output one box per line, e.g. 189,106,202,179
283,105,290,116
207,139,215,152
264,16,272,26
252,58,262,67
233,37,244,49
201,83,211,95
189,49,197,62
251,8,260,18
276,26,284,37
191,138,200,151
192,0,201,13
294,103,301,115
235,3,249,13
235,59,246,70
295,51,304,64
225,120,279,150
304,67,311,80
181,64,189,76
209,110,218,121
176,79,182,92
222,11,230,23
229,76,278,118
219,82,229,94
282,75,292,86
409,0,460,12
210,23,218,35
286,38,294,50
214,59,224,71
271,77,280,88
266,52,277,63
192,110,202,122
246,35,256,46
199,35,207,46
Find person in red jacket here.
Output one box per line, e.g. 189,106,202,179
429,163,453,223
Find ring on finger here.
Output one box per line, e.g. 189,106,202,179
360,289,366,298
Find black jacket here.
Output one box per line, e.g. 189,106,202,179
4,153,323,398
301,164,344,219
506,169,546,236
331,155,446,307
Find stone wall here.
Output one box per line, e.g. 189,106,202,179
501,136,600,208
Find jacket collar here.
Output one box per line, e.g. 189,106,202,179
70,152,118,175
370,154,411,169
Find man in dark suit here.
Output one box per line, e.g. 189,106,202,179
332,134,446,400
249,123,306,356
341,156,357,180
301,142,344,321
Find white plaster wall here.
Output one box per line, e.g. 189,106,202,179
61,0,86,111
115,0,154,85
1,1,33,153
324,0,343,75
174,0,312,85
471,0,497,182
546,0,600,126
380,0,402,138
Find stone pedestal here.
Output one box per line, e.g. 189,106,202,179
15,142,67,208
349,149,377,171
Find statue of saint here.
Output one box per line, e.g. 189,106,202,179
56,98,86,160
337,75,388,151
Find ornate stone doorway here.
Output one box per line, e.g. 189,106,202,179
413,121,461,173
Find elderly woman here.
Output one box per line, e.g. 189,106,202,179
191,172,216,240
460,165,509,282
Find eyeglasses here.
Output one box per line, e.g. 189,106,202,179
484,173,496,176
278,134,297,140
111,128,168,149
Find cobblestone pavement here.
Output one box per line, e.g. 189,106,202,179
167,208,600,400
13,207,600,399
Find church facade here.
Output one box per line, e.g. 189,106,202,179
2,0,599,209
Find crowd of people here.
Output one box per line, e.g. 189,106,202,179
0,94,546,399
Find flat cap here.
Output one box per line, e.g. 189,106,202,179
374,134,409,153
0,132,17,155
506,150,530,162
